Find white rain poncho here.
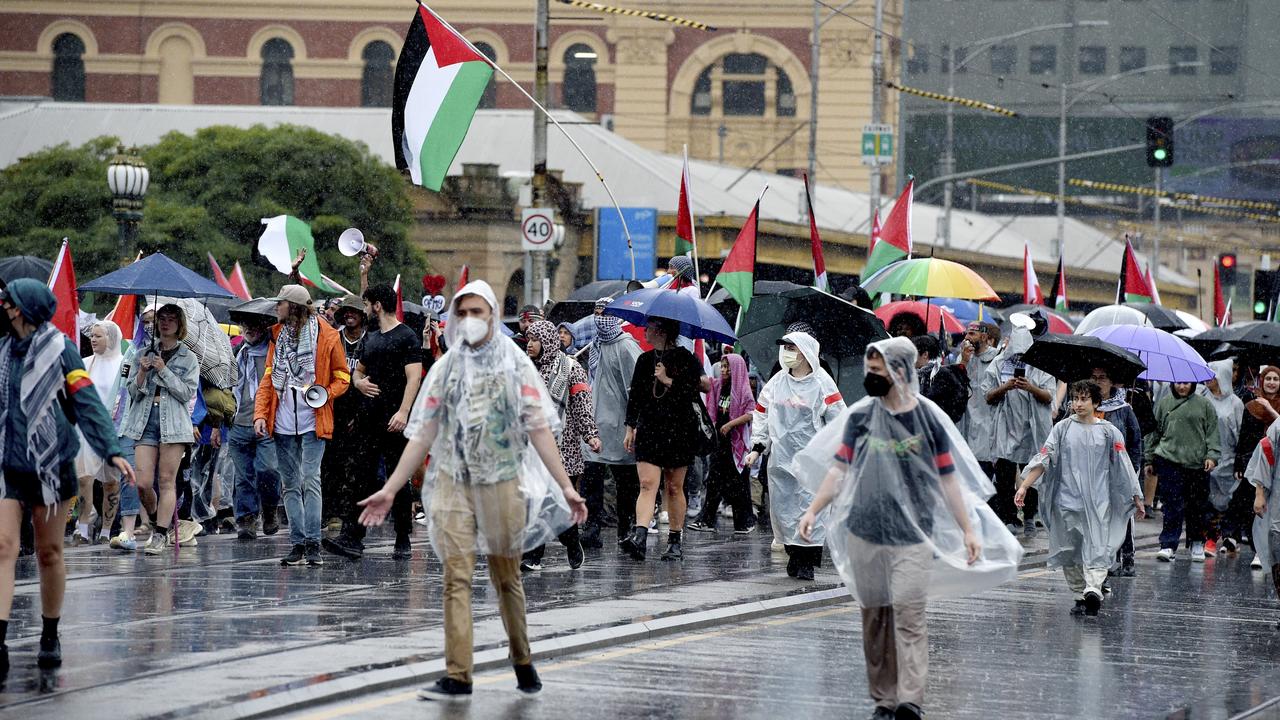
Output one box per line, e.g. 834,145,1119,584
405,280,572,558
751,331,845,546
984,327,1055,464
961,345,999,462
1201,360,1244,512
795,337,1023,607
1022,416,1142,569
1244,418,1280,569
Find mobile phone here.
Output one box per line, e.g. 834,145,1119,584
1013,367,1026,379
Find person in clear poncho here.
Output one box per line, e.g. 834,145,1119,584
794,337,1022,720
745,331,845,581
358,279,586,701
1201,360,1244,556
1245,416,1280,621
1016,381,1144,617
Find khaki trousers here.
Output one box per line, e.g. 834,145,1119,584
1062,565,1108,601
431,475,531,683
850,538,932,710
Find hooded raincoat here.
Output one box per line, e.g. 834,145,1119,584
983,327,1055,464
794,337,1024,607
1244,418,1280,569
962,345,999,463
582,310,641,465
1022,415,1141,569
74,320,124,479
406,280,572,558
751,332,846,546
1201,360,1244,511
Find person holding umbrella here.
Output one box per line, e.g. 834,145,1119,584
1147,381,1220,562
0,279,135,671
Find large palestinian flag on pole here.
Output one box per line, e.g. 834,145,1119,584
1116,236,1154,304
392,3,494,191
864,178,913,279
719,198,760,314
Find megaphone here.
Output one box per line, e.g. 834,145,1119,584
338,228,378,258
303,384,329,409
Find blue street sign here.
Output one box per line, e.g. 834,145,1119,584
596,207,657,281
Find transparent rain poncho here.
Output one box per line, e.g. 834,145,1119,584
795,338,1023,607
1244,418,1280,568
1201,360,1244,512
405,280,572,559
1022,416,1142,569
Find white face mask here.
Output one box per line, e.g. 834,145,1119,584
779,347,802,369
457,316,489,346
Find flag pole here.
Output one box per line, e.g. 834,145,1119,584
420,1,635,279
684,144,701,298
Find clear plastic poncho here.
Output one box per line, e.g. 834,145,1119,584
404,280,572,559
1201,360,1244,512
1022,416,1141,569
795,338,1024,607
1244,417,1280,569
750,331,846,546
983,327,1055,464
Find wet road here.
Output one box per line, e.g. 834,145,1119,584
282,553,1280,720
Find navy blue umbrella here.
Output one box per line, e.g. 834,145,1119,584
603,288,736,345
79,253,236,299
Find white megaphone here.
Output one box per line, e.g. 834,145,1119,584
338,228,378,258
303,384,329,409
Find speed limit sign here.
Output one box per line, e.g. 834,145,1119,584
521,208,555,251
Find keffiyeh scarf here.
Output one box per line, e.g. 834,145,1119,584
0,324,69,506
272,317,317,392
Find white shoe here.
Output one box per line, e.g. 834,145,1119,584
1156,548,1174,562
1191,543,1206,562
659,511,669,525
1253,555,1265,570
771,539,785,553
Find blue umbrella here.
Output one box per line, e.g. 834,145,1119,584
932,298,1003,326
604,288,736,345
79,252,236,299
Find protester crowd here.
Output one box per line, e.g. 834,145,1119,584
0,250,1276,720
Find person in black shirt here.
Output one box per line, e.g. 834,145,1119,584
323,284,423,561
321,295,369,531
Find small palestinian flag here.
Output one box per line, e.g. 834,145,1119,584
1049,256,1068,312
258,215,347,294
392,3,494,191
864,178,913,279
1116,236,1154,304
675,146,696,258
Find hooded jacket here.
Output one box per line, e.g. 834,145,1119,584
1146,386,1221,469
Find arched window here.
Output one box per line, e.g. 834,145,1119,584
776,68,796,117
722,53,766,116
689,52,794,118
562,43,597,113
51,33,86,101
260,38,295,106
361,40,394,107
474,42,497,109
691,67,712,116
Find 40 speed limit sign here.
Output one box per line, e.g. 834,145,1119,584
521,208,555,251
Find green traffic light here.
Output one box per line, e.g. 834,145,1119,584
1256,301,1267,315
1153,148,1168,161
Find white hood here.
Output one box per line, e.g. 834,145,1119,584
446,279,500,348
782,330,822,373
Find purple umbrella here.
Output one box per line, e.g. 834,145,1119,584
1085,324,1214,383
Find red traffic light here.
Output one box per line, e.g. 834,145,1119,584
1220,254,1236,268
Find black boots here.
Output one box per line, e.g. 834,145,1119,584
261,505,280,536
618,525,647,561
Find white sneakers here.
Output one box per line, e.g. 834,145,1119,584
1190,543,1206,563
1253,555,1265,570
1156,548,1175,562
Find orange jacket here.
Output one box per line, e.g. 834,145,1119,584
254,321,350,439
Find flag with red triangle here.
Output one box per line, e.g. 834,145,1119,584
1049,256,1068,312
228,261,252,300
1116,237,1154,304
1144,264,1162,305
719,193,761,313
393,273,405,322
458,264,469,291
1213,260,1229,326
1023,241,1044,305
48,239,79,341
208,253,233,295
106,293,139,344
676,146,696,258
864,178,913,279
868,208,882,259
803,173,829,292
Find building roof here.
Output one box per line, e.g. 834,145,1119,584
0,99,1192,287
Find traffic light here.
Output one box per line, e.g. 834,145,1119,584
1254,270,1278,320
1219,252,1238,288
1145,116,1174,167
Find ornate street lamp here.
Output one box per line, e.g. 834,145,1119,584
107,145,148,260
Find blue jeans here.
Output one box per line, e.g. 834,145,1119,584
275,432,325,545
228,425,281,519
118,436,141,517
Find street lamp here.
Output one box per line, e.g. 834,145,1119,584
107,145,148,261
1055,62,1202,269
941,21,1108,248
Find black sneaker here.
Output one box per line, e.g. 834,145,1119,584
734,521,758,535
1070,599,1086,616
520,559,543,572
895,703,923,720
514,663,542,695
262,506,280,536
322,533,364,560
869,708,895,720
418,677,473,701
796,564,815,582
36,636,61,669
305,542,324,567
686,520,717,533
281,544,307,566
1084,590,1102,616
566,536,585,570
392,535,412,560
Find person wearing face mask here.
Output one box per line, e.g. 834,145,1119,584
580,298,642,549
226,309,282,541
1236,367,1280,568
795,337,1020,720
960,322,1000,479
357,280,587,701
745,332,846,581
1146,381,1220,562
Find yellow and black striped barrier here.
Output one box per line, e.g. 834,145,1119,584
1068,178,1279,212
554,0,717,31
965,178,1141,214
884,82,1018,118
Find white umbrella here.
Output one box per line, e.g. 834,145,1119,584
1073,305,1152,336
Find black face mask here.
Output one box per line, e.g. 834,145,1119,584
863,372,893,397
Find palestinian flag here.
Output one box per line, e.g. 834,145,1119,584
864,178,913,279
719,197,760,313
1116,236,1154,304
675,146,696,258
48,239,79,341
209,253,235,296
258,215,347,294
1049,256,1068,312
1022,240,1044,305
392,4,494,191
803,173,828,292
1213,260,1229,326
228,261,252,300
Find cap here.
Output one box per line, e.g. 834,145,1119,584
269,284,312,307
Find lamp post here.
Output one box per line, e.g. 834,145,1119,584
941,21,1107,248
107,145,149,261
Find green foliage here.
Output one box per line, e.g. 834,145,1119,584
0,125,423,309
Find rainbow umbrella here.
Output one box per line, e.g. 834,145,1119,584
861,257,1000,301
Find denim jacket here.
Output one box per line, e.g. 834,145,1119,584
120,343,200,445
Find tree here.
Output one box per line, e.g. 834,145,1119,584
0,125,423,309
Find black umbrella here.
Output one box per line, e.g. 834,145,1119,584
228,298,278,325
0,255,52,284
1120,302,1188,331
737,287,888,402
547,280,633,326
707,280,806,326
1020,334,1146,385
